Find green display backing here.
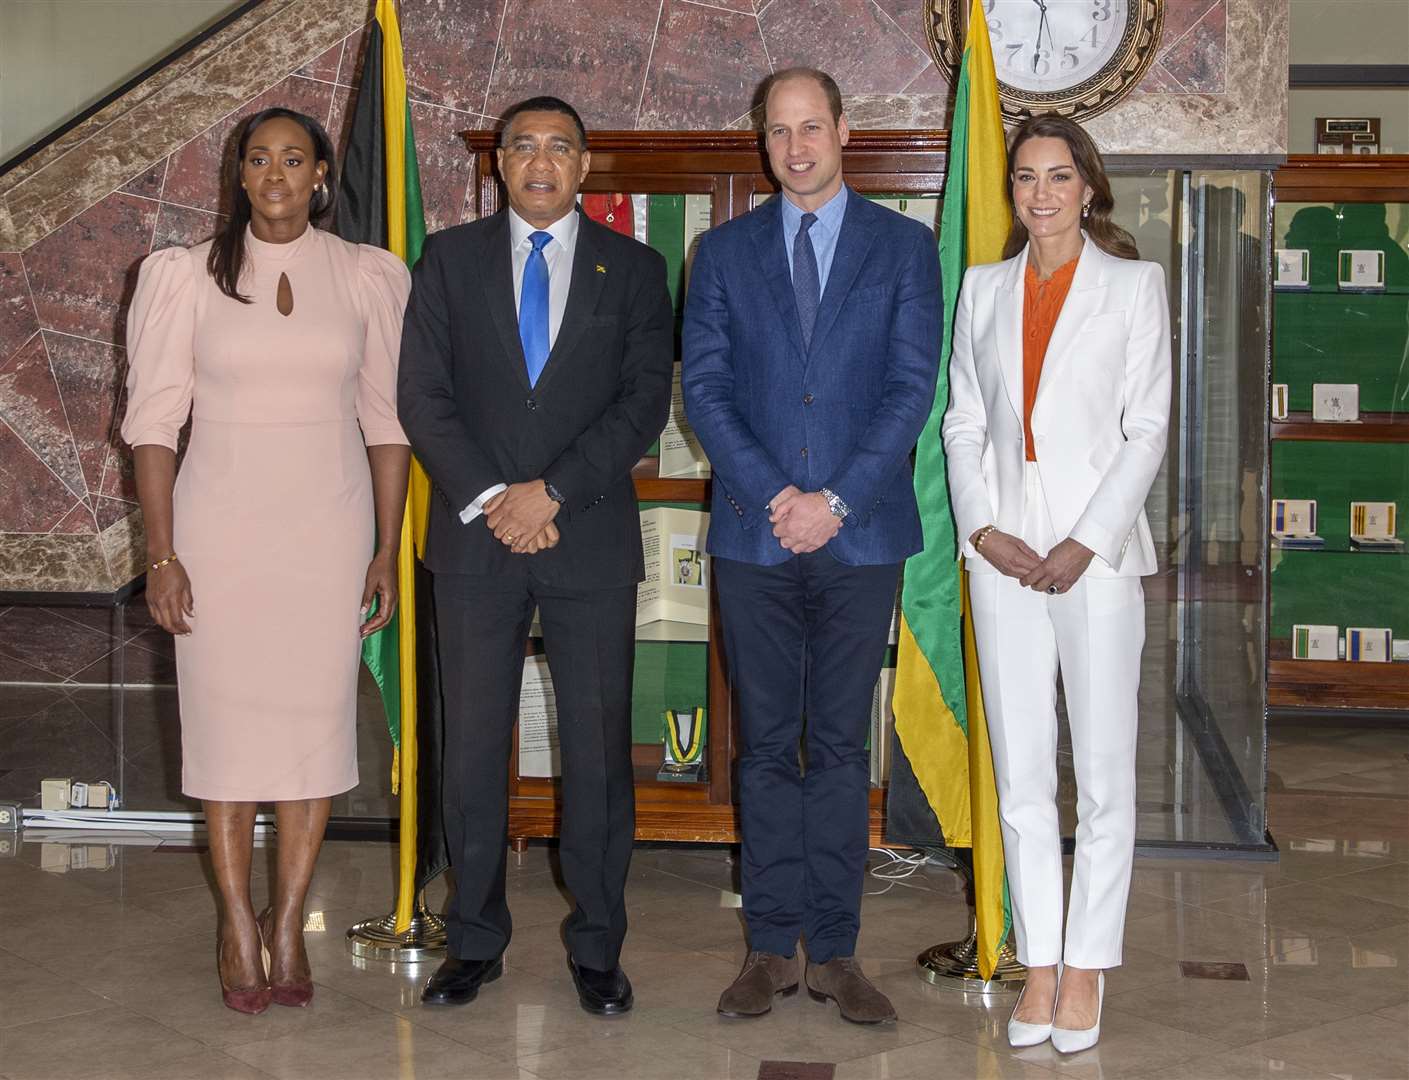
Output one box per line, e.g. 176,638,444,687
1273,289,1409,412
1270,441,1409,640
632,499,709,745
1273,201,1409,413
631,642,707,745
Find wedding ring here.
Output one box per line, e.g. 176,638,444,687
1047,585,1059,595
505,534,516,543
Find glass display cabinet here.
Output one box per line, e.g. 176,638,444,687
1269,157,1409,712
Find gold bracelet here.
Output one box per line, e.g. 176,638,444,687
974,525,996,552
149,553,179,572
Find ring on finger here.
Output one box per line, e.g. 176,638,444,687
1047,584,1059,595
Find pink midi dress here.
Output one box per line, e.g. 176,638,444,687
121,226,410,800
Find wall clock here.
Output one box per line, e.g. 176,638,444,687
924,0,1165,124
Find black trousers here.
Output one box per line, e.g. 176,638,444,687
714,551,900,963
433,568,637,970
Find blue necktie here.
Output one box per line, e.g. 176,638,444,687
793,212,821,349
519,230,552,386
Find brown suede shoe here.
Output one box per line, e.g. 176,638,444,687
805,957,897,1024
717,951,799,1017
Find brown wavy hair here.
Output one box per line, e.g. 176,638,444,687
1001,114,1138,262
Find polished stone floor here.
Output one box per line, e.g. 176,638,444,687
0,717,1406,1080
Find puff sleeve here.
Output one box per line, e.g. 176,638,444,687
121,247,197,451
355,244,412,446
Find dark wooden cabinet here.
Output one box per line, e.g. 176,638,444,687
460,130,949,843
1268,156,1409,710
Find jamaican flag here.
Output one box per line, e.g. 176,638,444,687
335,0,446,932
888,0,1013,980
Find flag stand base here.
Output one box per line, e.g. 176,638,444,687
346,897,446,963
917,918,1025,994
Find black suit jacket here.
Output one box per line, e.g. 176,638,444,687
397,208,674,588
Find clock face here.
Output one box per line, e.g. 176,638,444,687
925,0,1165,124
986,0,1129,94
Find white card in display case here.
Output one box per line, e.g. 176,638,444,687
1274,249,1310,290
1312,383,1359,422
1338,249,1386,292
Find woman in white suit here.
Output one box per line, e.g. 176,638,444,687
943,114,1171,1053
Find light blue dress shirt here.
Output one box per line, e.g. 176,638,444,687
780,184,848,294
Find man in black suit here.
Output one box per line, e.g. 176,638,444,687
397,96,674,1014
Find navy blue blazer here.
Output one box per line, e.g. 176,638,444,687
681,188,942,567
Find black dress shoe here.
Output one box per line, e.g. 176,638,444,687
568,956,633,1015
421,955,503,1006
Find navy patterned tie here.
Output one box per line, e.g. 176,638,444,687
793,211,820,349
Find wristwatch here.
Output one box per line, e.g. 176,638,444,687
544,481,566,505
820,488,850,521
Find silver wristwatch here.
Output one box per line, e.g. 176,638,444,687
820,487,850,520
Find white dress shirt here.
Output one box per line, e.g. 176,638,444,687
460,207,581,525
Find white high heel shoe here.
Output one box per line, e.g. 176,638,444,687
1050,971,1104,1054
1006,977,1056,1048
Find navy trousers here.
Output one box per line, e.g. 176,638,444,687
715,550,900,962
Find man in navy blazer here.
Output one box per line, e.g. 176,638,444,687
682,68,940,1024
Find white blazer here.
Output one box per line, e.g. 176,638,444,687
943,235,1172,577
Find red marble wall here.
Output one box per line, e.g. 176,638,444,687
0,0,1228,681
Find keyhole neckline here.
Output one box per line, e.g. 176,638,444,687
276,272,294,317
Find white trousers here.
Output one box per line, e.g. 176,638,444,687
968,464,1145,969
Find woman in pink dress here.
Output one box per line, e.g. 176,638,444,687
123,108,411,1014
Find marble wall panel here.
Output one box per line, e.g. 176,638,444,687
51,502,98,534
94,496,139,532
0,334,86,501
325,81,360,170
70,631,177,685
119,160,169,201
0,533,112,592
97,385,139,505
486,0,660,128
904,63,951,95
1084,0,1285,156
410,101,481,235
1161,0,1228,93
298,40,345,83
0,695,120,784
152,204,225,253
0,419,82,534
0,253,39,366
760,0,932,95
1163,0,1223,44
162,75,338,216
1136,61,1191,95
0,607,115,681
337,22,373,90
21,194,157,346
45,331,125,499
638,1,772,130
399,0,506,115
100,510,145,587
0,0,357,252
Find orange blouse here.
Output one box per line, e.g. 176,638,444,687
1022,255,1079,461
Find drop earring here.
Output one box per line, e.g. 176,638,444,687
1082,202,1091,219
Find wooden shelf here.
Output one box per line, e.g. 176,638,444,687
508,773,889,845
1268,640,1409,710
632,456,709,502
1274,154,1409,203
1272,412,1409,443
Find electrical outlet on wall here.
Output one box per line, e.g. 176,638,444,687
0,802,21,830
